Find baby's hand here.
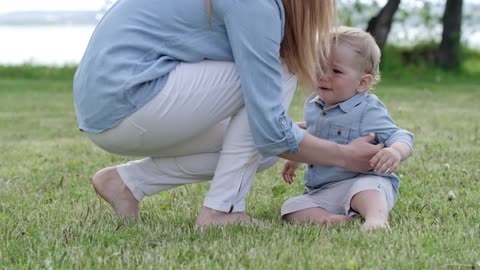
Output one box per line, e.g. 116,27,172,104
282,160,298,184
296,121,307,129
370,147,402,174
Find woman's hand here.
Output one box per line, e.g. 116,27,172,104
339,133,384,172
280,133,383,172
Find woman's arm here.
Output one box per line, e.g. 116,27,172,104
222,2,382,169
280,132,383,172
223,1,307,156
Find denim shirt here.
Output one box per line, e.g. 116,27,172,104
73,0,304,156
304,93,414,192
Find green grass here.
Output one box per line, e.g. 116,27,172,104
0,66,479,269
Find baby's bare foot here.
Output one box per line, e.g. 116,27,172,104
92,167,139,219
361,219,390,232
194,207,253,228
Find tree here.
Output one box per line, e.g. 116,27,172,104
435,0,463,69
366,0,401,51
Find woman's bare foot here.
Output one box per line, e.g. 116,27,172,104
194,206,252,228
361,219,390,232
92,167,139,219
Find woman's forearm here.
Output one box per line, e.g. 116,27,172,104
279,132,383,172
279,133,345,167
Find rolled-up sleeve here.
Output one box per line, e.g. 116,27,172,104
256,115,306,156
222,0,303,156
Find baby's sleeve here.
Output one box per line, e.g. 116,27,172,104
360,99,414,152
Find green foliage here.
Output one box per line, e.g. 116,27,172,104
337,0,479,49
337,0,379,27
0,67,479,268
0,64,77,80
380,44,480,82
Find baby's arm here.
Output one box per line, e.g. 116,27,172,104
296,121,307,129
360,97,414,174
282,160,299,184
370,142,411,174
281,121,306,183
391,141,412,161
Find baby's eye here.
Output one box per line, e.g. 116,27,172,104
333,69,342,74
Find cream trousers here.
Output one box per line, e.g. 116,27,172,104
88,60,298,212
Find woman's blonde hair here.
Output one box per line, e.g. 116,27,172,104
281,0,336,90
333,26,381,86
205,0,337,90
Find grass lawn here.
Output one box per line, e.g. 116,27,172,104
0,68,479,269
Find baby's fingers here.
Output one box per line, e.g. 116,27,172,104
285,176,293,184
369,151,383,169
385,161,399,174
377,158,398,174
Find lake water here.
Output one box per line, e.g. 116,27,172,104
0,25,479,66
0,25,95,65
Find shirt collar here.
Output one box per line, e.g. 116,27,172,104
339,92,368,112
309,92,368,113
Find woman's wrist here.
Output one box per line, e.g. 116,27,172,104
333,143,349,168
280,133,349,168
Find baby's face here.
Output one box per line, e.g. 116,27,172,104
316,43,365,107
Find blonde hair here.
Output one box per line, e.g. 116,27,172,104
206,0,337,90
281,0,336,90
333,26,381,85
206,0,212,23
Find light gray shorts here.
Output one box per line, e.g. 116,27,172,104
281,175,397,217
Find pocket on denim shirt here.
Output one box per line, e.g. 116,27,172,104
328,125,352,144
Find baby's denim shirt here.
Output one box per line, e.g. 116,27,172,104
303,92,414,193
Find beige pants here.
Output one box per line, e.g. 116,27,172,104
281,175,397,217
88,60,298,212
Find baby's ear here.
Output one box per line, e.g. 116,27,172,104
357,74,374,93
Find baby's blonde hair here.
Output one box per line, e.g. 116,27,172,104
333,26,381,86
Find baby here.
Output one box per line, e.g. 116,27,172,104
281,26,414,231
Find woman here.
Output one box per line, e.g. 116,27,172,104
73,0,382,227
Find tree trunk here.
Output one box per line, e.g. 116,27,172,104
366,0,401,51
435,0,463,69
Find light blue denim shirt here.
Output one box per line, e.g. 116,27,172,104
304,92,414,192
73,0,304,156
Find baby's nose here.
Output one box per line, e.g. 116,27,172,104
319,70,332,81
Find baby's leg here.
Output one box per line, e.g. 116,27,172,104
282,181,358,226
350,190,389,231
283,208,352,225
345,175,396,231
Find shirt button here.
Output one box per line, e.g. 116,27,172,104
321,112,327,116
309,165,314,168
281,119,287,126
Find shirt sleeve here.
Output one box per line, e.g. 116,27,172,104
360,99,414,153
222,0,304,156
